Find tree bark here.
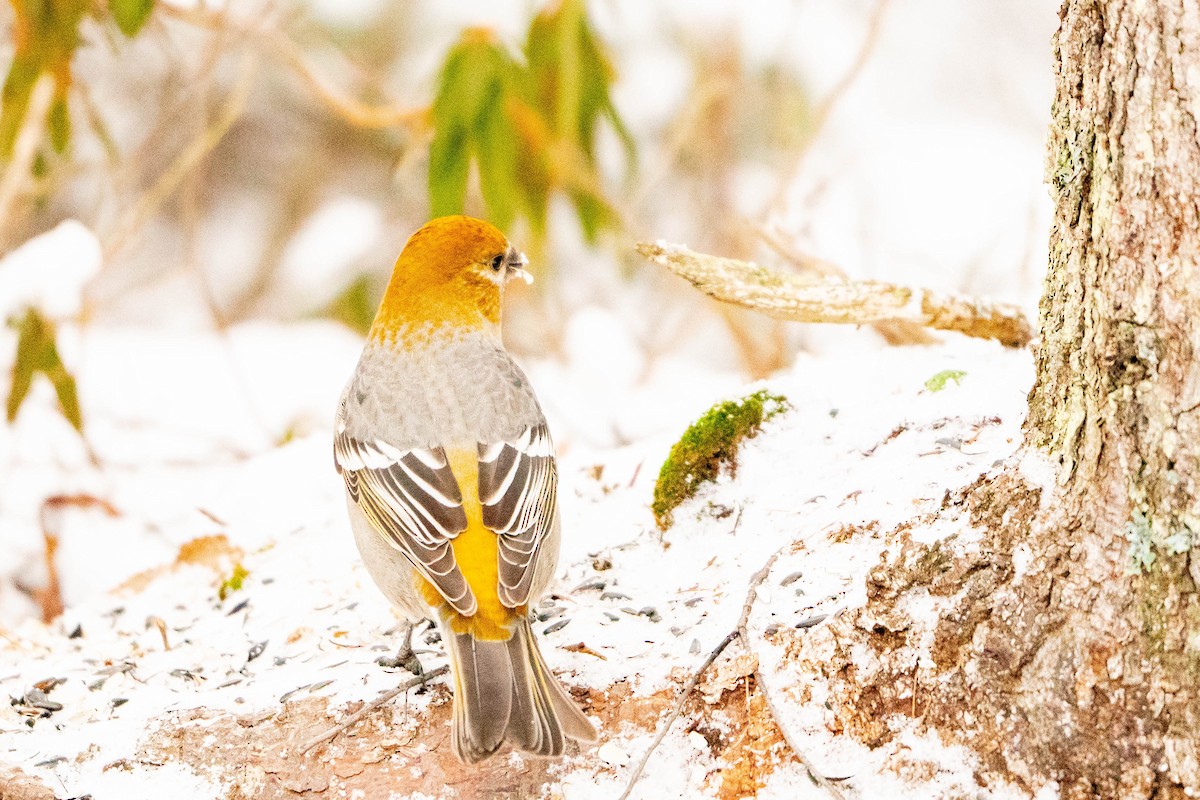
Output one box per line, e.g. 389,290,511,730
793,1,1200,797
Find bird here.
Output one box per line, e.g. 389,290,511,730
333,215,597,763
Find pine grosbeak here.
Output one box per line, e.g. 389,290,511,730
334,215,597,763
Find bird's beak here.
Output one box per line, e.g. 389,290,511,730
506,250,534,285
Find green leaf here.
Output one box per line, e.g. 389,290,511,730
219,563,249,601
526,0,634,162
109,0,155,37
46,357,83,431
47,94,70,153
7,308,84,431
429,125,471,218
924,369,967,392
0,0,89,159
476,97,522,231
0,56,40,158
6,310,42,424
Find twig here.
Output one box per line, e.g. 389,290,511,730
638,241,1033,348
768,0,892,213
616,631,738,800
736,547,845,800
103,49,259,261
0,73,56,249
160,3,428,131
299,664,449,756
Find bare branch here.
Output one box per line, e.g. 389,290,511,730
160,4,428,131
768,0,892,213
750,221,937,346
638,241,1033,348
102,50,259,261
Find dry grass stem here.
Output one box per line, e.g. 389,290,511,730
768,0,892,213
161,4,428,131
616,631,738,800
736,545,846,800
103,50,259,261
638,241,1033,348
299,665,449,756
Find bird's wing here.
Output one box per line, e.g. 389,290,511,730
334,430,476,615
477,424,557,608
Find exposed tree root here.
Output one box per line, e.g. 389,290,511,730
778,463,1200,798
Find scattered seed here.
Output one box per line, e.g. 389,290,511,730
309,679,334,693
543,619,570,635
280,684,309,703
573,577,606,592
592,557,613,571
620,607,638,616
22,688,62,712
637,607,661,622
682,596,704,608
67,624,83,639
603,612,621,622
247,641,268,662
795,614,829,630
226,599,250,616
217,678,243,689
779,570,804,587
111,698,128,708
34,757,65,768
601,591,631,602
690,639,701,655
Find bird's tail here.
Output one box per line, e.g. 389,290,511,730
444,615,598,763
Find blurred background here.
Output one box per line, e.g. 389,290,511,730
0,0,1057,624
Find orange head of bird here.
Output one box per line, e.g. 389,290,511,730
371,215,532,342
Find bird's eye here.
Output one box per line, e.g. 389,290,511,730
490,253,505,271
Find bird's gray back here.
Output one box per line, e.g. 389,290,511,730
338,330,545,449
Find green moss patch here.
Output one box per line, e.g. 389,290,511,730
652,390,790,531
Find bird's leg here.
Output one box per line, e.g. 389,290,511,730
377,621,425,675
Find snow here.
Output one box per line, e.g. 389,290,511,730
0,1,1062,795
1,306,1037,797
0,221,102,319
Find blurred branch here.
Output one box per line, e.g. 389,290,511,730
638,241,1033,348
768,0,891,213
0,73,55,250
103,49,259,261
160,4,429,131
750,222,937,345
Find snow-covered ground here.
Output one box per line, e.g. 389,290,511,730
0,222,1036,796
0,2,1059,795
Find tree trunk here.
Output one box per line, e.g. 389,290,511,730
800,1,1200,796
